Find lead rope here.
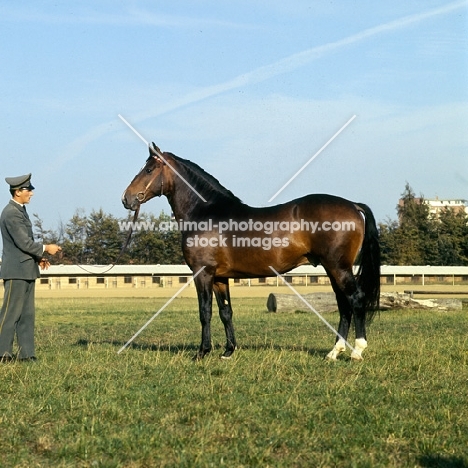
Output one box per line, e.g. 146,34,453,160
70,205,141,275
67,153,162,274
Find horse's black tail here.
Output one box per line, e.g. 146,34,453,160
355,203,381,323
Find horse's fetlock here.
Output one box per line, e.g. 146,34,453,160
350,338,367,361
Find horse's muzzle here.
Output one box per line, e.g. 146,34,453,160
121,191,140,211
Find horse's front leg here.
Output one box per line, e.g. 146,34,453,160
194,269,215,360
213,278,237,359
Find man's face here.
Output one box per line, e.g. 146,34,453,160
16,188,34,204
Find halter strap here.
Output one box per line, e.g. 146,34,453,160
136,155,164,202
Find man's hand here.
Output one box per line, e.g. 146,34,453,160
44,244,62,255
39,258,51,270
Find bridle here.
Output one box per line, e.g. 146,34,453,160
136,155,165,203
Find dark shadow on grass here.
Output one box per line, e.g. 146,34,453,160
74,338,199,354
417,455,468,468
237,342,331,358
74,338,330,358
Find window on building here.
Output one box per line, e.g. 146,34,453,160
96,277,105,284
124,276,132,284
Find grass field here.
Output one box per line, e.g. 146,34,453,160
0,296,467,467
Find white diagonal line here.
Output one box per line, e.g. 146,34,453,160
268,115,357,203
148,147,207,203
117,266,206,354
51,2,465,173
118,114,207,202
268,266,356,354
118,114,149,145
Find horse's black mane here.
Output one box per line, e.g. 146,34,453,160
168,152,244,205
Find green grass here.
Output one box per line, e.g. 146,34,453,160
1,297,467,467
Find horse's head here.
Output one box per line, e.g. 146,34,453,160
122,143,171,211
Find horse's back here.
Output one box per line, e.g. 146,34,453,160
192,193,367,278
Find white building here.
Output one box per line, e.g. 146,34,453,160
398,197,468,219
424,198,468,218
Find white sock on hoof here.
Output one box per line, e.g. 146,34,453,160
325,338,346,361
351,338,367,361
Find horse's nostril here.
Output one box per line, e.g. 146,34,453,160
121,190,128,206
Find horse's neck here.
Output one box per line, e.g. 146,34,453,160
166,186,205,221
166,196,188,221
164,158,242,219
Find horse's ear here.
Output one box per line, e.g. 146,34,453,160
149,142,166,165
150,142,162,156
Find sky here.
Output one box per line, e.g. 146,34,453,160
1,1,467,235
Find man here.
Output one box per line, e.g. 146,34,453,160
0,173,61,362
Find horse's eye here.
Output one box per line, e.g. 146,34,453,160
145,168,153,174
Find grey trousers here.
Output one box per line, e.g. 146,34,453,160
0,279,36,359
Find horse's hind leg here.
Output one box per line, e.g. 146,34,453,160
213,278,237,359
325,271,353,360
350,293,368,361
339,271,368,360
325,290,351,361
325,268,367,361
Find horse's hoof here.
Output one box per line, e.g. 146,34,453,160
220,351,234,360
325,339,346,361
220,345,237,360
192,351,208,361
325,352,338,361
350,352,364,361
350,338,367,361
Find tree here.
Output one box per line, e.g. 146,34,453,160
25,208,187,266
84,209,124,264
128,212,184,264
32,214,62,264
378,218,399,265
379,183,468,266
434,208,468,265
395,183,437,265
60,209,88,265
33,213,59,244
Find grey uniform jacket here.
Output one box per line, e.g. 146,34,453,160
0,200,43,280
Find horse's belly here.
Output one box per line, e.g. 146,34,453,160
215,248,309,278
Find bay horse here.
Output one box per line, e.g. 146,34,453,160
122,143,380,361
